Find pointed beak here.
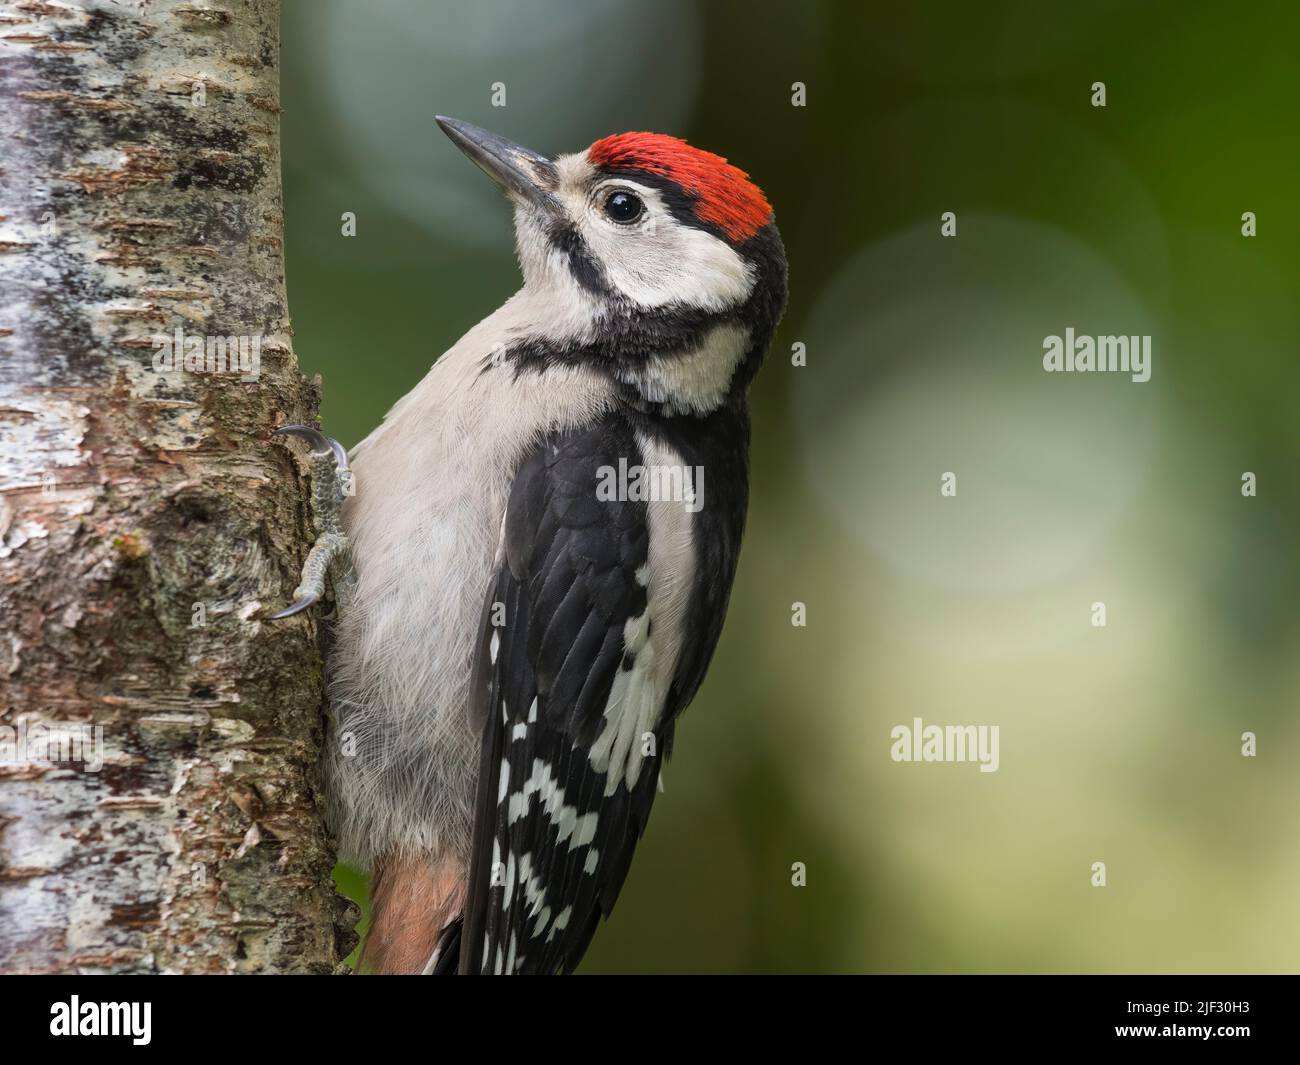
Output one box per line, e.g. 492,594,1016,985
436,116,560,216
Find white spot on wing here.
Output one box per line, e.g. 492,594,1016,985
546,905,573,943
497,757,510,804
587,435,696,793
507,759,600,852
502,849,516,908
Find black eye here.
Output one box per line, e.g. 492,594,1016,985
603,190,644,224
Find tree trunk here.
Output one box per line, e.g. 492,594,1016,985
0,0,352,973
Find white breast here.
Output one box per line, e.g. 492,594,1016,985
323,290,614,867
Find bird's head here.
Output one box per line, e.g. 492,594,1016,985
437,116,787,416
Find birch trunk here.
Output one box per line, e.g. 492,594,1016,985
0,0,353,973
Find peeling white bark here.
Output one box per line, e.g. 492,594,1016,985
0,0,353,973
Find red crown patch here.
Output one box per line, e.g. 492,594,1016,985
587,132,773,243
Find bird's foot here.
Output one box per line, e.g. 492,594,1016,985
269,424,356,620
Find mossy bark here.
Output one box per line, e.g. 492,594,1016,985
0,0,354,973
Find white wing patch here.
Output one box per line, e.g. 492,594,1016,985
588,611,660,795
586,434,697,795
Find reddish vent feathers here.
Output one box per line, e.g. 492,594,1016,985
587,132,772,242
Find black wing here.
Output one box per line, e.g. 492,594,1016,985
460,419,665,975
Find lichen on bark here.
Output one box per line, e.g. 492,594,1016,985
0,0,354,973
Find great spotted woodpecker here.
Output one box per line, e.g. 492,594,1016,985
274,117,787,974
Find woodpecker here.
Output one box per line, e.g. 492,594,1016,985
274,117,787,974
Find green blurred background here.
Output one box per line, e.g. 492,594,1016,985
280,1,1300,973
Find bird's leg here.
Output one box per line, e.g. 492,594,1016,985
269,424,356,620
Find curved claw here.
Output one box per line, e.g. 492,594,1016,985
274,424,350,472
267,592,319,620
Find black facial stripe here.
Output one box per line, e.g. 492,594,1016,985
543,217,613,298
497,220,788,413
542,168,712,297
499,302,737,377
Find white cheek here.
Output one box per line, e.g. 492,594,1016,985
586,212,754,311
